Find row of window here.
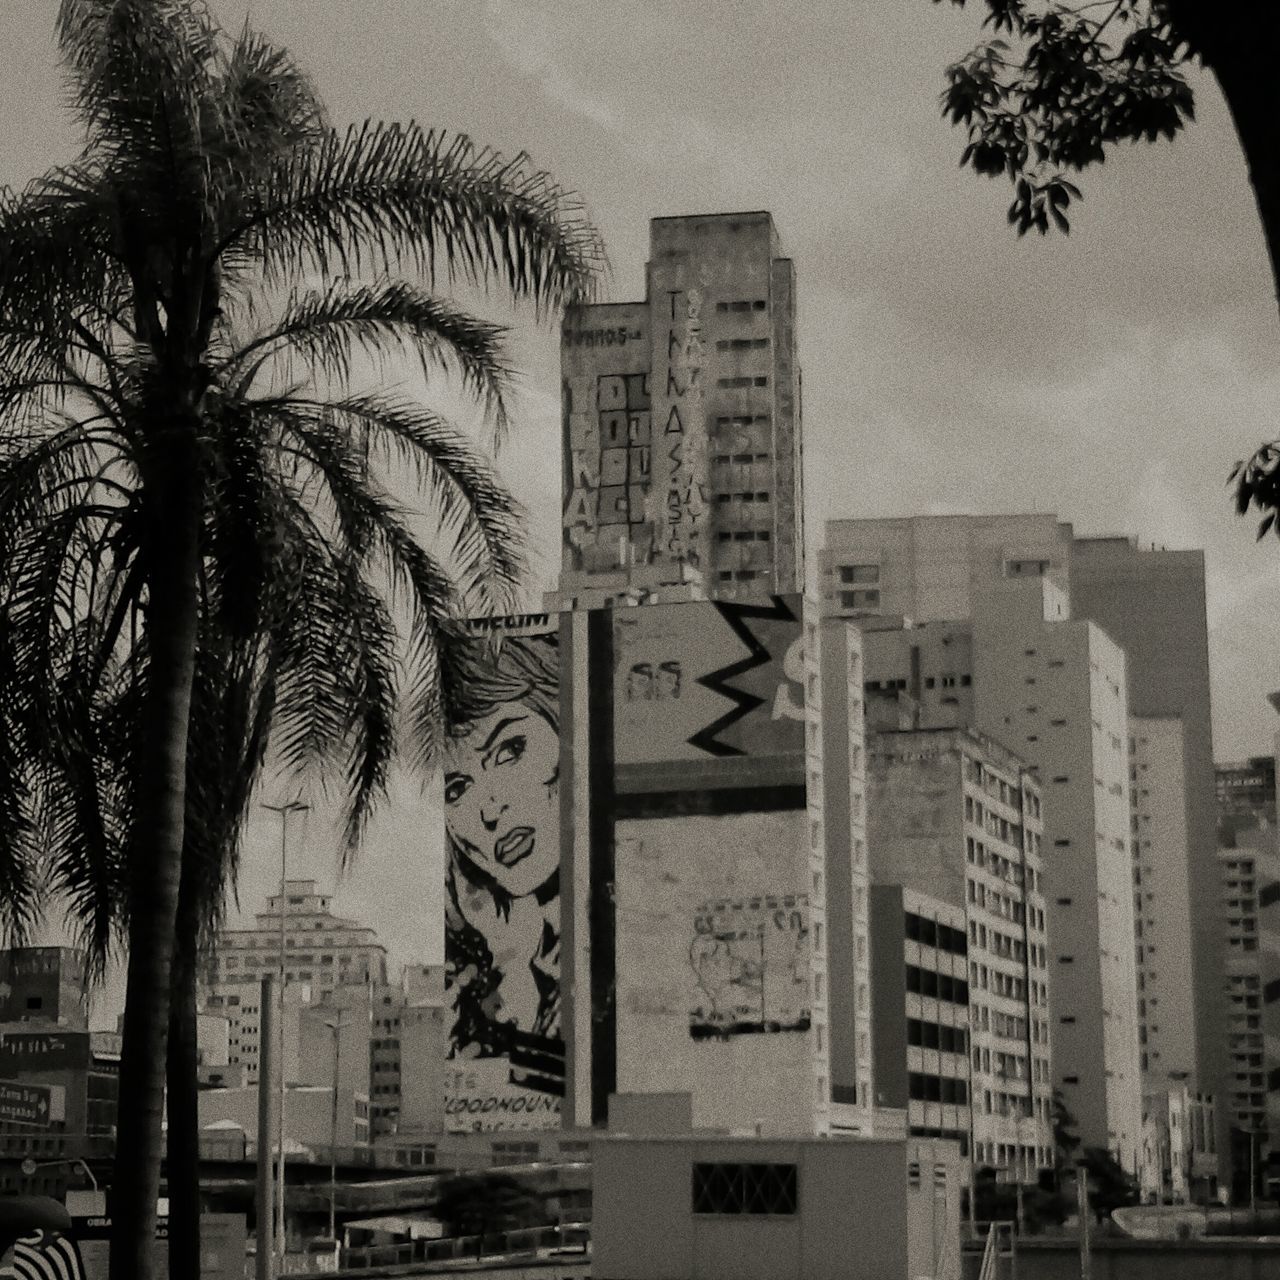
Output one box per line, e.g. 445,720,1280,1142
968,964,1031,1002
904,911,968,955
908,1071,968,1105
716,337,770,351
907,1017,969,1055
905,964,969,1005
715,300,769,314
713,451,771,465
716,529,772,543
718,375,769,389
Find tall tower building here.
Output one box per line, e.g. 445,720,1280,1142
866,726,1054,1181
1216,746,1280,1199
1128,718,1198,1088
554,212,803,609
1069,537,1225,1175
837,546,1142,1168
822,514,1221,1174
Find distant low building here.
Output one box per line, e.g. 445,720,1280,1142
592,1128,961,1280
197,1081,369,1152
0,947,88,1029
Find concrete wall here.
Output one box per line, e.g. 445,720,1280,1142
592,1135,960,1280
398,1004,447,1134
613,810,815,1135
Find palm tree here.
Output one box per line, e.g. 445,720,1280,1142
0,3,602,1275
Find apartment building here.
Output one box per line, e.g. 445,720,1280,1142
869,885,972,1157
553,211,803,609
866,727,1053,1178
1216,753,1280,1197
203,879,388,1000
811,614,874,1135
1071,536,1224,1175
1129,719,1198,1086
849,574,1141,1168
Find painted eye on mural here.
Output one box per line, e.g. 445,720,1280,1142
443,772,472,806
490,734,527,768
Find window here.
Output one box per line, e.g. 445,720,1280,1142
839,564,880,585
839,589,880,609
692,1163,797,1216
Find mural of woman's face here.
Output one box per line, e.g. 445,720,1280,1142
444,699,559,899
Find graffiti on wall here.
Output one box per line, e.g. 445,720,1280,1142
658,288,709,572
613,595,805,767
689,894,811,1039
442,629,563,1131
564,372,653,570
612,810,817,1132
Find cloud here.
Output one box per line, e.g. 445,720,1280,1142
483,1,618,132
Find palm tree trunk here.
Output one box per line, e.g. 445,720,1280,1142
166,916,202,1280
109,422,203,1280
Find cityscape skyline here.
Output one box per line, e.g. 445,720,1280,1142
0,2,1274,771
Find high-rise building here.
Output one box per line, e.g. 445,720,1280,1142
1070,536,1224,1177
848,572,1142,1169
553,211,803,609
812,616,874,1133
823,514,1226,1173
1129,718,1198,1087
1216,752,1280,1198
866,726,1054,1179
442,593,873,1139
204,879,388,1001
820,514,1072,625
868,885,973,1155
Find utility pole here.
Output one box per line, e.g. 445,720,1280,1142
256,974,275,1280
1076,1162,1091,1280
326,1011,345,1249
263,799,308,1271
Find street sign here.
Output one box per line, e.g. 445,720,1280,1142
0,1032,91,1072
0,1078,66,1125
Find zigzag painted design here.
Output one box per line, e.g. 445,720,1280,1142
687,596,799,758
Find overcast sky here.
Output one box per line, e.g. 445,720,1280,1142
5,2,1279,991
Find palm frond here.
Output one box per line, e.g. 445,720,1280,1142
220,123,605,314
222,281,514,433
306,393,526,613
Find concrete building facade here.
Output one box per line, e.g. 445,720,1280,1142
556,594,852,1137
1070,537,1224,1176
554,212,803,609
819,514,1072,626
0,948,89,1029
204,879,388,1002
1216,753,1280,1196
849,574,1141,1168
812,617,873,1134
1130,718,1198,1087
591,1131,962,1280
869,885,972,1158
866,728,1053,1178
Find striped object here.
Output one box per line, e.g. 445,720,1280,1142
1,1232,85,1280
